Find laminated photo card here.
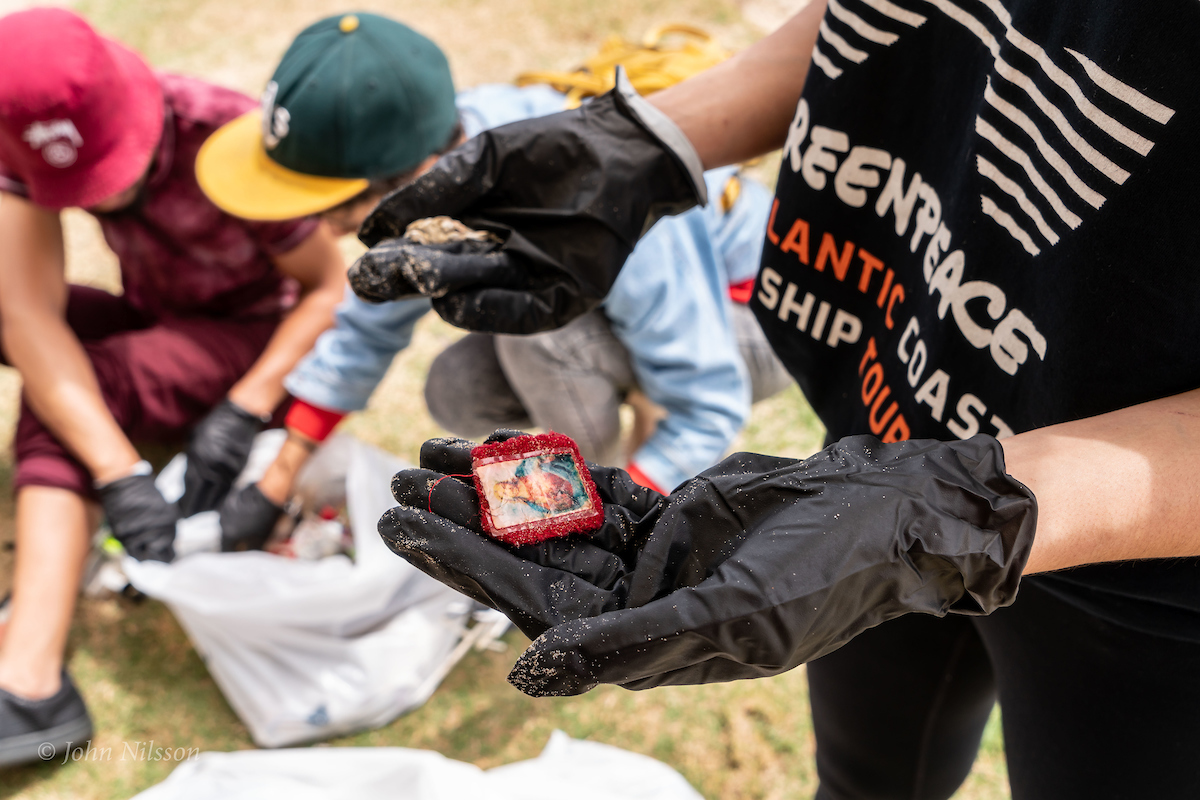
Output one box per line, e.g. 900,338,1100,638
471,433,604,545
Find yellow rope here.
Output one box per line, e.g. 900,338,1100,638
516,24,732,108
517,25,745,214
720,172,742,213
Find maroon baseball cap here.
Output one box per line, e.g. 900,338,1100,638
0,8,164,209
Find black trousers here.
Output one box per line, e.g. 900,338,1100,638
809,577,1200,800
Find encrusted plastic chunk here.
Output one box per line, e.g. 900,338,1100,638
471,432,604,545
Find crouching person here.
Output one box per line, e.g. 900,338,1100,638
197,12,790,549
0,9,346,765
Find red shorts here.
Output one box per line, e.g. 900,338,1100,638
8,285,278,497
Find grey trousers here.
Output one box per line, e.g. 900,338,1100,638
424,303,793,467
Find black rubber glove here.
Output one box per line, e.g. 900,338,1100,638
351,67,708,334
180,399,267,517
218,483,284,552
380,432,1036,697
97,473,178,562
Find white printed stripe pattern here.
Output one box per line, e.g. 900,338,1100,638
812,0,924,81
819,19,870,63
827,0,901,45
976,156,1058,245
1065,49,1175,125
981,195,1039,256
861,0,928,26
811,45,844,80
983,79,1110,205
929,0,1173,252
812,0,1175,256
976,0,1152,155
975,117,1082,229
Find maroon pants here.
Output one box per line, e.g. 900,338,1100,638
10,286,278,497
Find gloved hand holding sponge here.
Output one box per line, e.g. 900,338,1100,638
381,430,1037,697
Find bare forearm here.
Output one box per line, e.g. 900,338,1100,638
1003,389,1200,574
0,193,139,483
256,431,314,505
228,224,345,417
3,314,140,483
227,286,342,416
648,1,824,168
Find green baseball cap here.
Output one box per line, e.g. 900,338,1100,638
197,12,458,220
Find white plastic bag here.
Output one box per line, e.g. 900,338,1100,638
123,434,497,748
129,730,705,800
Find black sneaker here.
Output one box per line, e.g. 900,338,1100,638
0,672,93,768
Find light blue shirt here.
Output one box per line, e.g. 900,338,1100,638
285,84,772,491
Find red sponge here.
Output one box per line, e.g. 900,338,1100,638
471,432,604,546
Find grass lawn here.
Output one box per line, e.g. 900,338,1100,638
0,0,1011,797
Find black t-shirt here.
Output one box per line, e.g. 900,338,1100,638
753,0,1200,638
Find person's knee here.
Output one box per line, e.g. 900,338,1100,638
492,330,568,379
494,328,630,464
425,348,480,435
425,338,530,437
496,311,622,376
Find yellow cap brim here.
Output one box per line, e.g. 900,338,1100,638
196,112,370,221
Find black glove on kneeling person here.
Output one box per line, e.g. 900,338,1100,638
379,431,1037,697
350,67,708,335
218,483,284,552
97,472,178,563
180,398,268,517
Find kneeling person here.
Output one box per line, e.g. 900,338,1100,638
0,9,345,765
198,12,790,548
